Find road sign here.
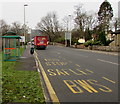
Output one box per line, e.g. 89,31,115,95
20,36,25,42
65,32,71,40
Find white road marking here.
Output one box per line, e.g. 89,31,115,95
35,59,40,72
77,54,88,58
97,59,118,65
57,52,61,54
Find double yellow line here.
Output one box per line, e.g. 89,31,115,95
34,51,60,104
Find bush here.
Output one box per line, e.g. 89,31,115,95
84,40,93,47
84,40,102,47
92,40,102,45
71,39,80,45
54,37,65,44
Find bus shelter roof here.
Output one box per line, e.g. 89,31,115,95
1,35,21,39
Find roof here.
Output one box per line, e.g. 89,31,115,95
111,30,120,34
1,35,21,39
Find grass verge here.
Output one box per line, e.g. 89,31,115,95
2,47,45,103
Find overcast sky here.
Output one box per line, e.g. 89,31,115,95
0,0,119,29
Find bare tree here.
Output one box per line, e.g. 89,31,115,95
63,16,69,31
11,21,22,35
85,13,98,30
74,4,88,38
0,19,10,36
36,12,60,42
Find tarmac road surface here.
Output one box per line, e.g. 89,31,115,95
35,45,118,103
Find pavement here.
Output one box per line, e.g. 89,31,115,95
15,45,36,71
76,48,119,56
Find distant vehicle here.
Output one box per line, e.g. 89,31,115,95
31,42,34,45
34,36,48,49
27,42,31,45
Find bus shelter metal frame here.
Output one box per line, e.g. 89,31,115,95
2,35,21,61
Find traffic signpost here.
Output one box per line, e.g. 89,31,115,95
65,32,71,47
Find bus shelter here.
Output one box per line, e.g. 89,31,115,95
2,35,21,61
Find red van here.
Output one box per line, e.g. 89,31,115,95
34,36,48,49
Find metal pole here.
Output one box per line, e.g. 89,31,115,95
68,15,72,47
23,5,25,49
24,4,28,47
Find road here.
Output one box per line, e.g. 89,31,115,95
35,45,118,103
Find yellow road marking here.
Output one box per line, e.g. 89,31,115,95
87,79,112,92
75,64,80,67
63,80,83,93
68,61,72,63
34,51,60,103
102,77,116,84
85,69,94,73
44,59,48,61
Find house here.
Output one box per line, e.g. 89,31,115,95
110,30,120,47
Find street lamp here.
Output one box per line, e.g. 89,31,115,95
24,4,28,44
68,15,72,46
68,15,72,31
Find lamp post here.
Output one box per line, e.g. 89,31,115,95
68,15,72,47
24,4,28,46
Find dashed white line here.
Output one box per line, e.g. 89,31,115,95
97,59,118,65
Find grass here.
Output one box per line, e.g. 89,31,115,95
2,47,45,103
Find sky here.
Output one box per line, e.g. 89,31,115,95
0,0,120,29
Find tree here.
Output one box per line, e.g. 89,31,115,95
74,4,87,38
36,12,60,42
85,13,98,31
0,19,10,36
98,0,113,33
74,4,98,41
98,31,107,45
84,28,92,41
11,21,22,35
62,16,70,31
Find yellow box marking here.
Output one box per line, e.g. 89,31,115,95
102,77,116,84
